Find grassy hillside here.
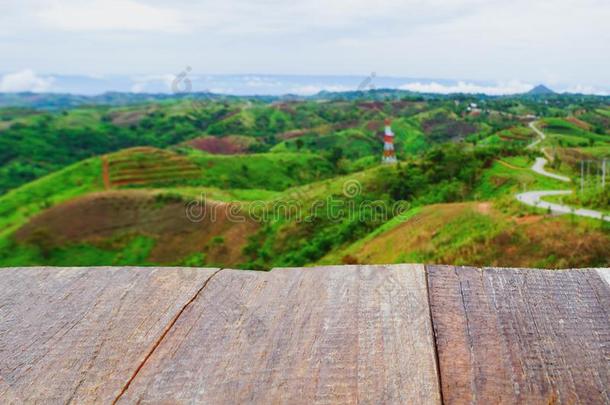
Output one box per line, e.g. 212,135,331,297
0,157,103,239
540,118,610,147
1,189,260,267
474,156,567,199
183,149,335,190
320,202,610,268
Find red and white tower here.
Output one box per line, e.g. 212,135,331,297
382,119,397,164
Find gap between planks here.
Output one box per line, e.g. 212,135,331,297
424,266,445,405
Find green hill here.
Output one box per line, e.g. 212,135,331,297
319,202,610,268
0,157,103,239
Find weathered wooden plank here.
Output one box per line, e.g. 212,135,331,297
118,264,442,404
0,266,218,404
427,265,610,405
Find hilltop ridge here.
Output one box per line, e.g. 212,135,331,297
527,84,556,95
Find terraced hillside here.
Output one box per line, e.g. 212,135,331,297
106,147,201,188
479,126,535,147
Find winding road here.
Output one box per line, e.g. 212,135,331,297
515,122,609,222
531,157,571,182
526,121,545,150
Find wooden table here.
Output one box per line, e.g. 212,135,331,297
0,265,608,404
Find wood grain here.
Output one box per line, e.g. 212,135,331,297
0,266,218,404
117,264,442,404
3,265,608,404
427,265,610,405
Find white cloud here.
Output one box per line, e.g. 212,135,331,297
130,74,176,93
243,76,283,88
288,84,353,95
0,69,55,92
0,0,608,90
183,0,492,35
38,0,185,32
564,84,608,96
399,81,533,95
209,87,233,94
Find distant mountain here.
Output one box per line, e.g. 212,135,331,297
527,85,555,95
2,85,609,110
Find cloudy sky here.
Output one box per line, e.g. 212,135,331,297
0,0,608,94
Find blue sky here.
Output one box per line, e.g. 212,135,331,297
0,0,608,95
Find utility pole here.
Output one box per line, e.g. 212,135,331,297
581,160,584,194
602,159,606,190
